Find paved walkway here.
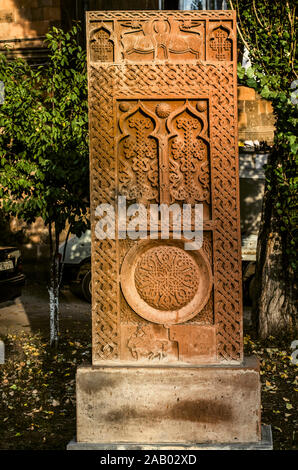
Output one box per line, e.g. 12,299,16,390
0,280,91,336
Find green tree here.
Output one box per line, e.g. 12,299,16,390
230,1,297,337
0,25,89,346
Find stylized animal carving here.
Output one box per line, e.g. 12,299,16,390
121,18,203,60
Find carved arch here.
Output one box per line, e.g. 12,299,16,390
208,25,233,61
118,102,159,205
90,26,114,62
167,101,210,205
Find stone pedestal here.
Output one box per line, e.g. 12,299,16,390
74,357,261,445
68,425,273,450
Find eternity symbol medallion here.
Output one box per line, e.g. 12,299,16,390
120,240,213,326
134,246,200,311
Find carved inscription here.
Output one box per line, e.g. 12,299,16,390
120,324,178,362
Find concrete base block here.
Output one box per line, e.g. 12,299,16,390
68,425,272,450
75,357,262,445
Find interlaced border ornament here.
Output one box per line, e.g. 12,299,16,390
87,10,242,363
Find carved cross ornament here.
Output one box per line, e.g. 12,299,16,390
90,27,114,62
87,10,242,366
209,27,232,61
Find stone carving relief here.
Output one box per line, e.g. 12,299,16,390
120,322,217,364
168,105,210,205
208,25,233,61
120,18,204,61
88,12,235,63
89,11,235,21
119,233,214,328
87,11,242,364
118,99,210,210
90,25,114,62
118,103,159,204
134,246,200,311
120,240,213,326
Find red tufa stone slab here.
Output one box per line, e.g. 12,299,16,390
169,324,217,364
87,9,242,365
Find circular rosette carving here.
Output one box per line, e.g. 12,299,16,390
155,102,171,119
134,246,199,311
120,240,212,325
196,100,208,112
119,102,131,112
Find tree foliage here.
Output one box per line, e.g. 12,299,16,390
0,25,89,232
230,0,297,335
0,25,89,345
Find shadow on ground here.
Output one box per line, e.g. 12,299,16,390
0,275,91,338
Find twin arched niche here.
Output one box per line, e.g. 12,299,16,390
117,99,211,208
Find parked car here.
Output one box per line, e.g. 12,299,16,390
0,247,26,302
59,230,91,303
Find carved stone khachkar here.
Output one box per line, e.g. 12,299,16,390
69,10,271,450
